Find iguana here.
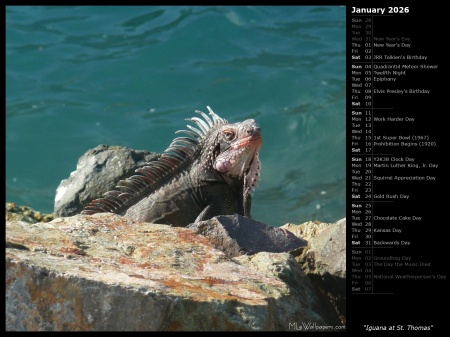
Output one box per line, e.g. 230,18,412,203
81,106,262,227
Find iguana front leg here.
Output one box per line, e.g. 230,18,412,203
194,184,240,222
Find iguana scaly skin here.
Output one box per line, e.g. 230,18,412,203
81,106,262,227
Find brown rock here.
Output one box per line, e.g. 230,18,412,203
283,218,346,324
6,214,342,331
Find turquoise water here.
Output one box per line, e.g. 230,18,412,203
6,6,346,227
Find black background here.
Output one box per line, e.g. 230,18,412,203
346,1,446,334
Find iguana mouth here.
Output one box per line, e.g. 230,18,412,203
231,125,261,150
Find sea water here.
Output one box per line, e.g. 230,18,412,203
6,6,345,227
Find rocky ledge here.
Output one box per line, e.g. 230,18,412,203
6,145,346,331
6,213,346,331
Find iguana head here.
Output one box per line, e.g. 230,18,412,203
213,119,261,176
210,119,262,198
185,107,262,196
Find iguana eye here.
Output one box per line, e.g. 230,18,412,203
223,130,236,141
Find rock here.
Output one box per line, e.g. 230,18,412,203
282,218,346,324
6,202,54,224
6,214,342,331
235,252,341,329
54,145,160,217
282,220,331,241
187,215,307,258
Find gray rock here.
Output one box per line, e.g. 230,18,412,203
54,145,160,217
188,214,307,258
6,214,343,331
235,252,342,329
282,218,346,324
